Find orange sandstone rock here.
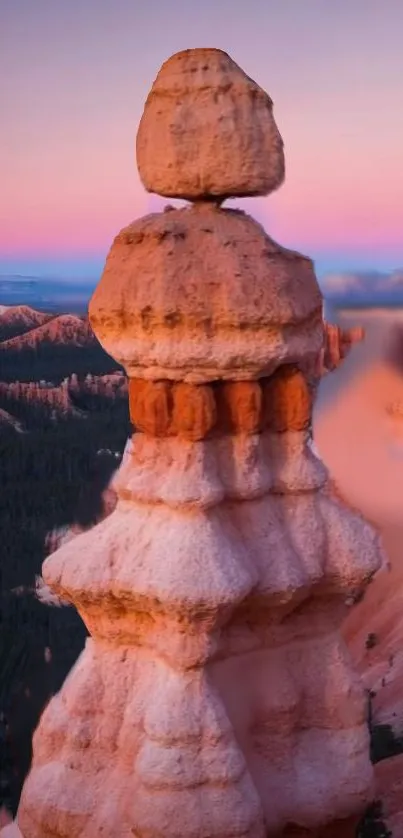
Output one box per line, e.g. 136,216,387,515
171,382,216,440
11,47,384,838
89,207,323,384
216,381,262,434
262,366,311,432
129,379,171,436
137,48,285,200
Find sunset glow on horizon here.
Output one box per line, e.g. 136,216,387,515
2,0,403,278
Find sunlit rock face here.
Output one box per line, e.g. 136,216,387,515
136,48,285,201
11,48,383,838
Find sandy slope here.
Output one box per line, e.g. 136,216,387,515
313,323,403,834
314,341,403,728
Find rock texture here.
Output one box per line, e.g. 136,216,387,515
343,523,403,735
89,205,323,383
10,49,383,838
136,48,285,200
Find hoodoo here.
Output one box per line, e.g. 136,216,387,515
136,48,285,200
10,48,383,838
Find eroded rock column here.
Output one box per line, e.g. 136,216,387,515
12,48,383,838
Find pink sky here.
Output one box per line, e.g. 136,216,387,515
1,0,402,277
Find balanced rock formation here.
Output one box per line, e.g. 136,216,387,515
11,49,383,838
136,48,285,200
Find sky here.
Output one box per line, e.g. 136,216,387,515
1,0,403,282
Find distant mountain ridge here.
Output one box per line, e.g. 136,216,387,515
321,268,403,306
0,276,96,314
0,305,53,341
0,313,94,352
0,303,120,384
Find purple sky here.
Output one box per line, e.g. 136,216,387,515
1,0,403,280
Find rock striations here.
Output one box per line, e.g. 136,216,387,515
11,49,384,838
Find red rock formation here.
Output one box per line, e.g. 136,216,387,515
8,49,383,838
136,47,285,201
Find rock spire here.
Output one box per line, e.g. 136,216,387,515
10,48,383,838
